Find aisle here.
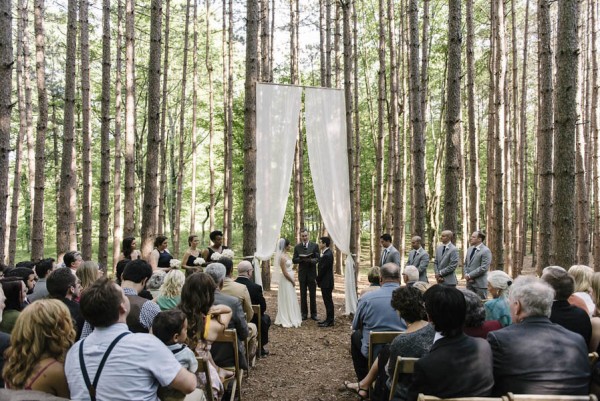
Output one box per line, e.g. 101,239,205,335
241,278,361,401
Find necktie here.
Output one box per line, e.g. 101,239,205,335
442,246,447,256
470,247,477,261
304,243,308,250
381,249,388,266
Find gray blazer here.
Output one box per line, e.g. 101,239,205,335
381,245,401,267
464,244,492,288
434,243,458,285
407,248,429,283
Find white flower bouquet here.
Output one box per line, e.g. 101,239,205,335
193,257,206,266
211,252,222,261
221,249,234,259
170,259,182,269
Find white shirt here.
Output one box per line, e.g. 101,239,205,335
65,323,183,401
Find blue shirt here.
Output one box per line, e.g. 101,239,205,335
352,282,406,356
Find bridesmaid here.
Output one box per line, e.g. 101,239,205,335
118,237,141,262
148,235,173,272
181,235,202,275
201,230,229,263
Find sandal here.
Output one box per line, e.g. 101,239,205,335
343,381,369,400
218,367,234,382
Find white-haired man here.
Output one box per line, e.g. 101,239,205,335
402,265,419,287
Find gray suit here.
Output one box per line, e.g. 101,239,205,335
407,247,429,283
464,244,492,298
380,245,401,267
434,243,458,286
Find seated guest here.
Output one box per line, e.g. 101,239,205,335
121,259,161,333
3,299,74,397
344,286,434,401
461,288,502,338
114,258,130,285
0,278,27,334
65,277,197,400
76,261,103,294
46,267,84,340
407,285,494,401
235,260,272,356
542,266,592,346
570,264,596,316
28,258,55,302
63,251,83,275
205,263,252,370
351,263,406,381
485,270,512,327
360,266,381,297
488,275,590,395
147,270,166,299
5,267,37,302
0,286,10,387
402,266,419,287
155,269,186,311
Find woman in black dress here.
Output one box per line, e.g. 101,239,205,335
149,235,173,272
181,235,202,275
201,230,228,263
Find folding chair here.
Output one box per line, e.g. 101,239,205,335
589,352,598,367
418,395,509,401
252,304,262,361
214,329,242,401
367,331,403,370
506,394,598,401
195,356,214,401
388,356,418,401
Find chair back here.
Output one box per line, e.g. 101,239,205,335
388,356,418,401
589,352,598,366
367,331,403,369
507,394,598,401
195,357,214,401
252,304,261,360
418,395,509,401
215,329,242,401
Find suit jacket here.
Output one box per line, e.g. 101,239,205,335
464,243,492,288
292,242,320,270
550,300,592,346
317,248,334,289
222,278,254,322
381,245,401,267
211,290,249,370
434,243,458,285
407,334,494,401
488,316,590,395
235,276,267,315
407,247,429,282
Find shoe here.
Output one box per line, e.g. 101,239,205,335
302,315,308,321
343,381,368,400
318,321,334,327
310,314,319,321
318,320,327,325
260,347,269,356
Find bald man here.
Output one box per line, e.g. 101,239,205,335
433,230,458,286
235,261,271,356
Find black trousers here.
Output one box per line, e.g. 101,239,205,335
321,287,334,322
299,266,317,316
351,330,369,381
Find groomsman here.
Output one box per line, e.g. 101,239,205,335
464,231,492,299
434,230,458,286
379,234,401,267
406,236,429,283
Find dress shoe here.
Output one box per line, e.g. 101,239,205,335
310,315,319,321
318,320,328,325
260,347,269,356
318,321,334,327
302,315,308,321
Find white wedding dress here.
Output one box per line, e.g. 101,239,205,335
275,258,302,328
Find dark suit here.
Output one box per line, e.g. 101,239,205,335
293,241,320,317
407,247,429,283
235,276,271,347
407,334,494,401
488,316,590,395
550,300,592,346
211,290,249,370
317,248,334,323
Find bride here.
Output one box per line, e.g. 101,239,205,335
273,238,302,328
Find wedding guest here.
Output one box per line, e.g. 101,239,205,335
0,278,27,334
236,261,271,355
5,267,37,298
3,299,74,397
149,236,173,272
115,258,130,285
401,265,419,287
360,266,381,297
28,258,55,302
181,235,202,275
76,261,103,294
46,267,84,340
63,251,83,275
0,287,8,388
155,269,185,311
119,236,141,261
569,265,596,316
485,270,512,327
147,270,166,299
121,259,161,333
461,288,501,339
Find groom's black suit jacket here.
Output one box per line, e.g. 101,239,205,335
317,248,334,289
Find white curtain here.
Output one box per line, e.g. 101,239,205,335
254,83,303,286
304,87,358,314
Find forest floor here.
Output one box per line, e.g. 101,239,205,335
241,256,537,401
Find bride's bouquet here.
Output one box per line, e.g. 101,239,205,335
211,252,222,261
221,249,234,259
193,257,206,266
170,259,182,269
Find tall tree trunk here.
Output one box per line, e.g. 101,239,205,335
291,0,303,241
536,0,554,274
352,0,361,268
319,0,326,86
466,0,479,235
420,0,429,155
113,0,124,268
326,0,332,87
98,0,112,267
553,0,580,270
443,0,462,234
224,0,234,244
124,0,136,237
80,0,93,260
243,0,259,260
206,0,215,233
261,0,270,81
140,0,162,258
509,0,519,276
375,0,385,257
189,0,198,234
485,0,496,251
592,0,600,270
408,0,424,238
0,0,11,265
57,0,78,261
32,0,47,261
158,0,170,235
222,0,230,242
388,0,401,251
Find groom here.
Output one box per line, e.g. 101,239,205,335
317,237,334,327
293,229,320,321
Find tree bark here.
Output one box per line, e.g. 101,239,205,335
124,0,136,237
206,0,215,233
140,0,162,258
352,0,361,269
158,0,170,235
466,0,479,235
224,0,234,244
261,0,270,81
553,0,580,270
113,0,124,268
0,0,11,265
57,0,78,261
189,0,198,235
592,0,600,270
375,0,386,258
291,0,304,241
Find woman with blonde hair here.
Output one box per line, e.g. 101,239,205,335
591,272,600,317
155,269,185,311
3,299,75,397
569,265,595,315
76,261,103,293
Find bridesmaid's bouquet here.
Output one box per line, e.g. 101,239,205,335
221,249,234,259
211,252,222,261
194,257,206,266
170,259,182,269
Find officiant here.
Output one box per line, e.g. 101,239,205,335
292,229,320,321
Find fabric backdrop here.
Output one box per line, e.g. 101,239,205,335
254,83,303,286
304,87,357,314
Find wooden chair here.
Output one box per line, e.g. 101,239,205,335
418,395,509,401
214,329,242,401
506,394,598,401
388,356,418,401
195,356,214,401
252,304,262,361
589,352,598,366
367,331,404,370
